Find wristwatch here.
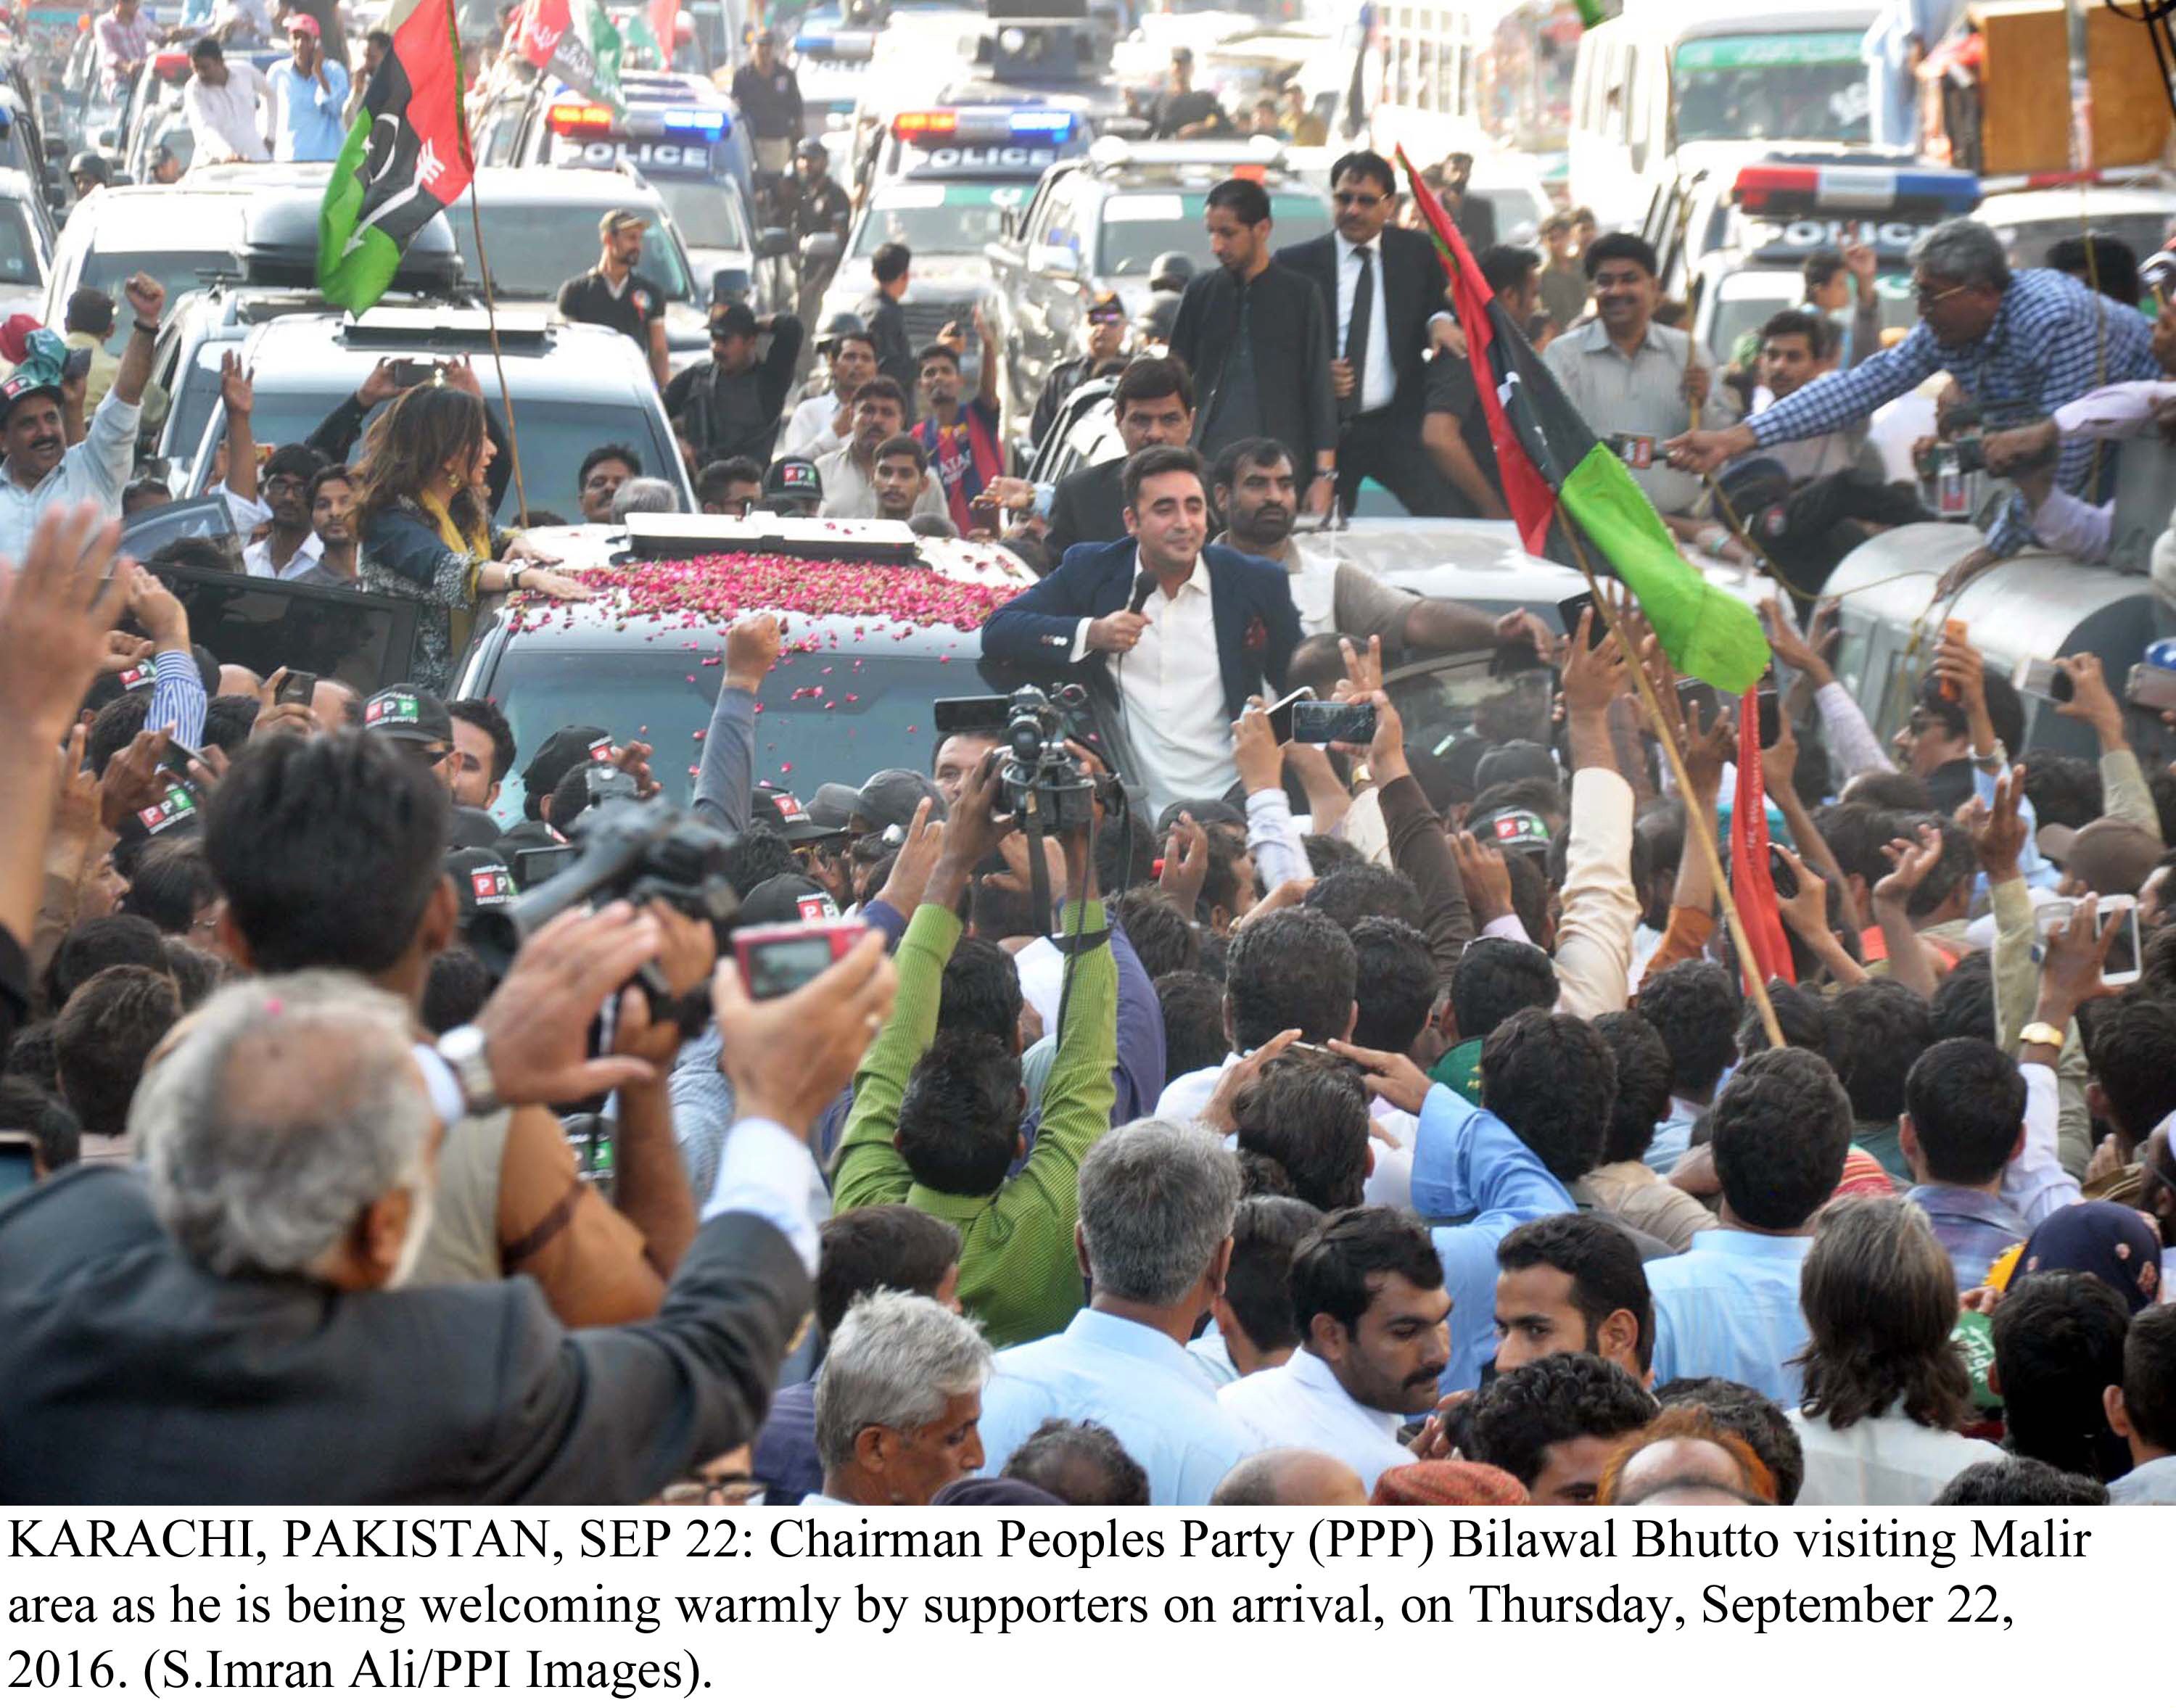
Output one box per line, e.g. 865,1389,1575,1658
2018,1020,2066,1050
434,1024,503,1117
1971,739,2009,773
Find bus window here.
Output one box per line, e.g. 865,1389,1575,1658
1670,32,1871,145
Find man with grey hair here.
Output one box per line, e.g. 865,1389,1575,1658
972,1118,1260,1503
1668,216,2158,596
609,475,683,522
0,908,902,1503
1211,1447,1368,1506
812,1289,992,1505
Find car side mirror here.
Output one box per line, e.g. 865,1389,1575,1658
757,225,794,258
1029,242,1078,281
799,231,842,267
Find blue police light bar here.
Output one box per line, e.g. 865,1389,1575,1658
662,107,728,136
1732,162,1979,218
1009,110,1073,135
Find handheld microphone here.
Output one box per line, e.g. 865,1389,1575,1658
1125,569,1156,615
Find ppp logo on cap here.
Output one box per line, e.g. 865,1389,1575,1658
797,894,841,920
365,692,420,728
588,738,617,764
469,864,516,905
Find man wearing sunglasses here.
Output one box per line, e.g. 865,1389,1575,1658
1277,151,1466,517
1029,289,1129,453
664,300,807,470
1668,218,2157,597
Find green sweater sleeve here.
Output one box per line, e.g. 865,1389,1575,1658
831,902,963,1210
1005,899,1118,1224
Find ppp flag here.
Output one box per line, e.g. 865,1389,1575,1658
514,0,625,110
1730,689,1797,990
317,0,474,314
1394,149,1768,693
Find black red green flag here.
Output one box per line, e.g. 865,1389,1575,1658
318,0,475,314
1394,148,1768,693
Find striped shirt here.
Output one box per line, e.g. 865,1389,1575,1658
1747,268,2159,555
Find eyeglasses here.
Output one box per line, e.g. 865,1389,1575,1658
1915,281,1970,310
1334,191,1385,209
263,474,308,495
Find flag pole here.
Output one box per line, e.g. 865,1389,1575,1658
1561,527,1786,1049
462,181,532,529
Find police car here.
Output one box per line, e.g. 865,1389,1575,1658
984,134,1333,438
1643,156,1981,368
820,105,1092,359
791,2,881,141
472,70,776,306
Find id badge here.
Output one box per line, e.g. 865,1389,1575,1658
1611,432,1655,471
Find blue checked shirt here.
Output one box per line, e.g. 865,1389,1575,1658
1745,268,2159,555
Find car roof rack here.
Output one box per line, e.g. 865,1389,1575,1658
625,512,923,564
338,307,554,350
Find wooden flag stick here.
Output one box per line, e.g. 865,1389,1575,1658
1560,528,1785,1049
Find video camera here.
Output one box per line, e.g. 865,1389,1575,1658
1913,434,1987,481
468,796,742,977
935,684,1108,834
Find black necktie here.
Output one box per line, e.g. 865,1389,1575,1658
1343,244,1373,420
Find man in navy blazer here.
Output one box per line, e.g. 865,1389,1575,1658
981,444,1301,819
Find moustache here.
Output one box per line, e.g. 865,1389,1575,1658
1253,504,1291,528
30,436,62,453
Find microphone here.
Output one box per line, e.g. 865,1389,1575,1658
1126,569,1156,615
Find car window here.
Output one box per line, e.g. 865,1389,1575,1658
162,339,239,465
482,641,972,821
1097,191,1330,276
653,175,750,252
850,183,1026,257
78,245,238,352
453,200,696,302
0,202,38,286
1027,173,1076,251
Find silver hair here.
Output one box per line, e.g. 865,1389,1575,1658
609,476,683,521
1077,1118,1240,1305
1908,218,2010,292
138,972,433,1278
814,1289,992,1472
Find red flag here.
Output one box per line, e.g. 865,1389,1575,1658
1731,689,1796,991
648,0,680,62
514,0,570,68
1394,147,1559,556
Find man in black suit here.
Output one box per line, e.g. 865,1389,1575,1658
1277,149,1465,517
981,443,1300,820
1040,356,1196,556
1169,176,1338,516
0,909,900,1503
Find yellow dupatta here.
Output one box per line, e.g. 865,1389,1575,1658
417,488,494,659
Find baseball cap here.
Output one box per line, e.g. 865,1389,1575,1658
362,684,453,747
806,782,863,834
445,846,519,930
286,11,319,33
852,767,944,834
0,369,60,424
1155,797,1247,840
2036,816,2166,896
1473,739,1558,795
712,300,759,339
739,871,841,925
755,783,844,845
599,208,648,239
1477,806,1551,854
522,724,611,805
1085,289,1125,321
764,456,823,506
445,805,504,851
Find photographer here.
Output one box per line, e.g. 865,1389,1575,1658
831,743,1118,1350
1668,220,2159,598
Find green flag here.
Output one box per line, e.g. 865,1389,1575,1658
318,0,474,313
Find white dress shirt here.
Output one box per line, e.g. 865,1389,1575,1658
244,531,325,580
1155,1049,1417,1210
183,62,271,162
1218,1347,1415,1493
812,445,947,520
0,387,141,563
1334,234,1396,413
1070,549,1235,821
781,392,850,460
1786,1409,2005,1506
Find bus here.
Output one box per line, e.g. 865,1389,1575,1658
1568,0,1882,231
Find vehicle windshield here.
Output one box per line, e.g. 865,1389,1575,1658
199,385,681,518
454,202,695,301
1990,211,2174,273
1672,33,1870,144
0,202,38,289
79,246,238,351
852,183,1026,257
1383,660,1556,768
480,640,973,821
1097,190,1330,276
652,174,751,250
163,340,242,467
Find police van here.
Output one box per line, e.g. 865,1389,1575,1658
475,70,776,305
1643,157,1981,366
821,105,1092,353
1569,0,1884,234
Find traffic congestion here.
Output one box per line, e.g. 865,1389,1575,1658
4,0,2176,1515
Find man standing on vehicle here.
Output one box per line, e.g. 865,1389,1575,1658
787,137,852,320
730,30,804,175
665,300,806,469
1029,290,1128,453
1277,151,1465,517
1151,47,1229,140
859,243,918,403
1170,176,1338,515
266,13,349,162
1667,218,2158,595
781,321,875,460
181,36,271,164
0,274,163,557
96,0,154,102
1543,232,1735,527
557,210,672,392
911,310,1005,536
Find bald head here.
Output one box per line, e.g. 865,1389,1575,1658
1610,1437,1755,1506
1211,1448,1369,1506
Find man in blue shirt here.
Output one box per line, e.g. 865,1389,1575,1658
267,14,348,162
976,1120,1258,1504
1645,1048,1853,1406
1900,1038,2031,1291
1667,218,2156,598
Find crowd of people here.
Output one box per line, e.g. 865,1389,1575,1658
5,0,2176,1514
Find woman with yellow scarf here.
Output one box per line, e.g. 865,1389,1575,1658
354,384,589,692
